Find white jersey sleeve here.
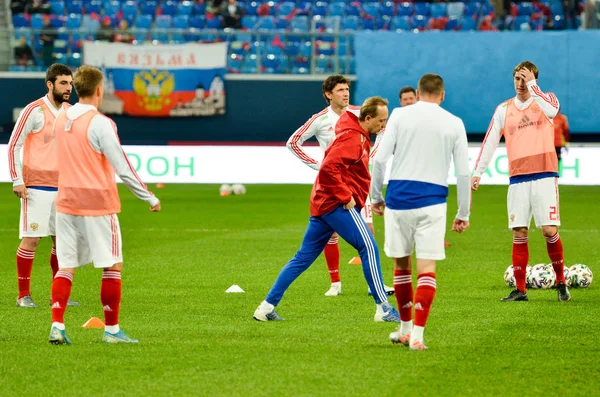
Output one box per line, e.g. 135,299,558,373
472,104,505,178
370,112,398,204
88,115,159,207
286,111,323,171
7,103,44,186
453,120,471,221
526,80,559,119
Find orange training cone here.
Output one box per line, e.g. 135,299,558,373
82,317,105,329
348,257,362,265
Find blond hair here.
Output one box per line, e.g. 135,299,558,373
73,66,104,98
359,96,388,121
513,61,539,79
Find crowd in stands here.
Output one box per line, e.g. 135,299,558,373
9,0,589,73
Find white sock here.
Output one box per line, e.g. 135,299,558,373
411,325,424,343
52,322,65,331
105,324,120,334
331,282,341,287
259,300,274,312
400,320,413,335
376,301,389,312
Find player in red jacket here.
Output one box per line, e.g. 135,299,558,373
254,97,400,322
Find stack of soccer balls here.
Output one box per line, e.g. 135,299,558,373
219,184,247,196
503,264,593,289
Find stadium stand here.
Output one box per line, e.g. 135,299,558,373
9,0,588,73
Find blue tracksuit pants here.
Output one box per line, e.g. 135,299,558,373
265,205,388,305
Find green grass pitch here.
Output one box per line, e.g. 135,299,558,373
1,183,599,396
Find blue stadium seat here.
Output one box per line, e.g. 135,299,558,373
50,17,66,28
103,1,120,17
228,55,244,73
362,2,380,18
12,14,29,28
513,15,531,30
189,15,206,29
279,2,296,17
67,1,82,14
391,15,410,31
481,3,494,15
245,1,259,16
518,2,534,16
177,1,193,16
328,2,346,17
275,18,290,29
312,1,327,17
173,15,189,29
341,15,359,30
345,3,360,16
315,56,334,74
155,15,172,28
14,27,32,40
31,14,45,29
290,15,309,31
133,28,148,42
135,14,153,28
50,1,65,15
463,2,480,17
430,3,447,18
86,0,101,14
140,1,157,15
82,15,100,32
242,54,258,73
362,18,377,30
412,15,428,30
193,1,206,15
284,41,300,56
207,16,223,29
445,16,460,30
397,2,412,17
413,3,430,16
461,16,477,30
242,15,259,29
257,16,276,31
161,1,177,16
550,2,563,15
67,53,82,67
122,1,139,19
380,2,395,17
66,13,82,28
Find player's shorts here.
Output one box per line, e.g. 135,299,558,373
19,188,57,239
361,194,373,223
56,212,123,268
507,177,560,229
383,203,446,260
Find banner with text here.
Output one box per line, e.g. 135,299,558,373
1,145,597,185
82,42,227,117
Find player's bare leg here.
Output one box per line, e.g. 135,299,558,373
502,227,529,302
542,225,571,302
409,259,436,351
389,256,413,345
101,262,138,343
16,237,41,308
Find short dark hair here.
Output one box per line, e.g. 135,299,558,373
322,75,350,104
418,74,444,95
359,96,388,121
46,63,73,84
513,61,539,79
73,66,104,98
399,86,416,98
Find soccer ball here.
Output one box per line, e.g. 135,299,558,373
231,184,246,195
504,265,532,288
504,265,516,288
562,266,572,287
530,264,556,289
568,264,593,288
219,184,232,196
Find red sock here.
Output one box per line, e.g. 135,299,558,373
393,269,413,322
546,233,565,283
51,271,73,324
414,273,436,327
50,246,59,279
101,271,122,326
513,237,529,292
16,247,35,298
323,237,340,283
